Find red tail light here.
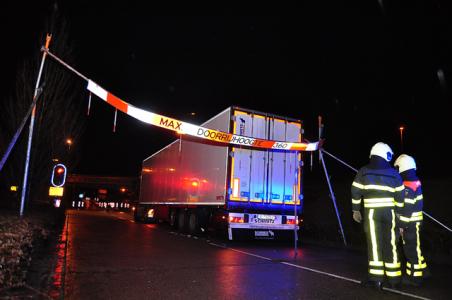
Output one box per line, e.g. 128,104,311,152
286,217,298,225
229,216,244,223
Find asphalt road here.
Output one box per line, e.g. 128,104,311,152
55,210,450,300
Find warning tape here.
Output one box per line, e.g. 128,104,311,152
87,80,318,151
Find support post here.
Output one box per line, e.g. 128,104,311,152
294,193,298,259
320,149,347,246
19,34,52,217
293,134,298,259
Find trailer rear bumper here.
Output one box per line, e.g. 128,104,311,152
228,223,299,230
227,212,299,239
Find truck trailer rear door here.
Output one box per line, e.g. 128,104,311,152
268,118,301,205
229,109,301,206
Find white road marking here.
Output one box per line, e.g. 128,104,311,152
122,219,432,300
208,242,431,300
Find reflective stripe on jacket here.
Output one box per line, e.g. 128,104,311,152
351,166,404,213
400,180,423,223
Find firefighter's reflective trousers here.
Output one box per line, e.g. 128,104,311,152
402,220,428,278
364,208,401,283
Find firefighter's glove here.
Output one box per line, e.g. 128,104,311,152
395,213,404,228
352,210,362,223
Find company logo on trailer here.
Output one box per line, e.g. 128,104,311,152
239,118,246,135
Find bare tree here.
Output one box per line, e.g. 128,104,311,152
0,4,85,208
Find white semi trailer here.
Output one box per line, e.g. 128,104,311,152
135,106,305,240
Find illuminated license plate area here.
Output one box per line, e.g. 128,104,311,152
254,230,275,239
249,214,281,224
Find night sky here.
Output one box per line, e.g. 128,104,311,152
2,2,452,179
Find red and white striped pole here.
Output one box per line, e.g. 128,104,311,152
42,48,320,152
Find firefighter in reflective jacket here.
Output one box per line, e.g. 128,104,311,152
351,142,405,288
394,154,429,286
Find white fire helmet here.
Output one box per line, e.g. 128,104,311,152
394,154,416,173
369,142,393,162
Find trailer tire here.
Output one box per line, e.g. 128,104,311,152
177,210,187,232
134,210,140,222
134,207,143,222
169,209,177,228
188,212,199,235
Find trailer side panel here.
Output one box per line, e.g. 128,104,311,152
139,108,231,206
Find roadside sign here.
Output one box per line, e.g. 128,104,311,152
49,186,64,197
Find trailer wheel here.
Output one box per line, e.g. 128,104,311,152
134,206,144,222
169,209,177,228
188,212,199,235
134,209,140,222
177,210,187,232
